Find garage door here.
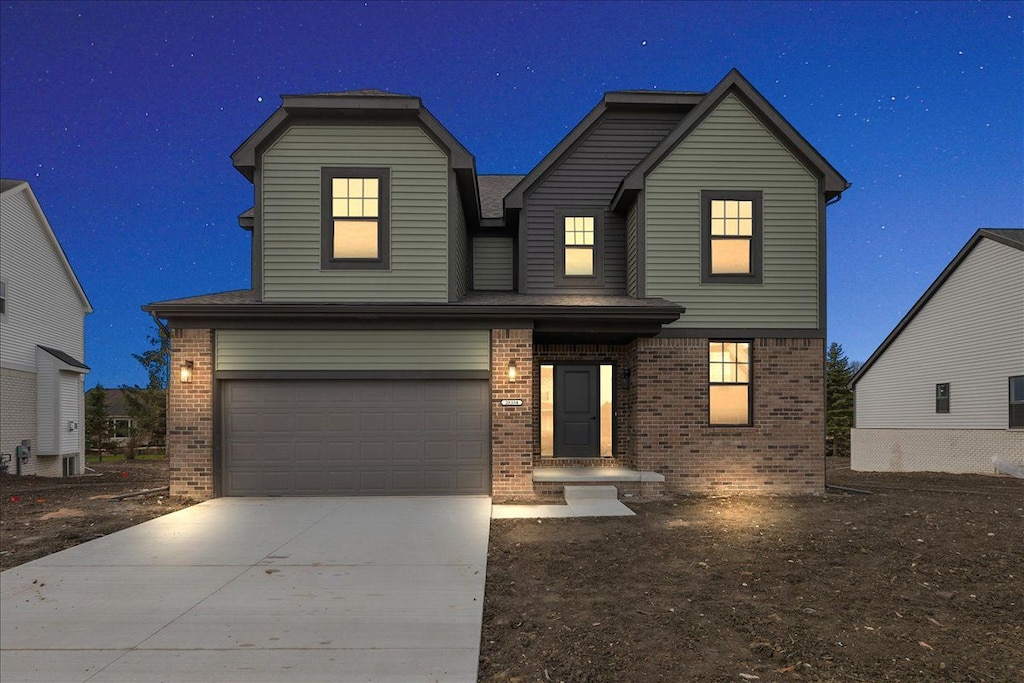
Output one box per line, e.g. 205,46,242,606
221,379,490,496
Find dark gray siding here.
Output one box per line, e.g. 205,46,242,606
522,110,683,294
472,237,514,291
626,200,638,297
449,169,469,300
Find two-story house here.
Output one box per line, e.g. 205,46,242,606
145,70,848,500
1,179,92,477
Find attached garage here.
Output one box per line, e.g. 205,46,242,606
215,329,492,496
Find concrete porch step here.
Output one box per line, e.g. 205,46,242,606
532,466,666,484
492,485,635,519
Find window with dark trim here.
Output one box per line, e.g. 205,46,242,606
701,190,763,284
320,167,390,270
935,383,950,413
709,341,752,425
555,210,604,286
0,279,7,318
1010,376,1024,428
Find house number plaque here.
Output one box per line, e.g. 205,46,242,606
500,399,524,407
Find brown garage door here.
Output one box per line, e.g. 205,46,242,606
221,379,490,496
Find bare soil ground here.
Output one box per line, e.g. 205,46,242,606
480,459,1024,682
0,459,193,571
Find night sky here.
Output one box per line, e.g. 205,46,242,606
1,1,1021,389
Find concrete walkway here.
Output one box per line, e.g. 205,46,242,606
0,497,491,683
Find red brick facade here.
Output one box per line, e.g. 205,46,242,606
168,328,215,499
490,329,534,498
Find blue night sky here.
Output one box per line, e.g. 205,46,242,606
1,1,1021,389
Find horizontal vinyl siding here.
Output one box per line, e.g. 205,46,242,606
450,171,469,300
524,110,683,294
261,126,449,302
216,329,491,372
0,190,86,368
856,239,1024,429
626,200,638,297
472,237,514,291
59,371,82,454
646,94,820,328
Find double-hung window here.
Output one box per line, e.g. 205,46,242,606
935,383,950,413
555,210,603,285
1010,376,1024,428
701,190,762,283
321,167,390,269
709,341,752,425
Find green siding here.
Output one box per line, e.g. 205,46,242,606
261,126,449,302
472,237,513,291
450,170,469,300
626,200,638,297
216,329,490,372
646,94,820,328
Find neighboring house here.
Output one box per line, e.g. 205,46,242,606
850,229,1024,474
145,70,849,500
0,179,92,477
83,387,135,445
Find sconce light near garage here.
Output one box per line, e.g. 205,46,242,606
180,360,194,384
508,360,517,383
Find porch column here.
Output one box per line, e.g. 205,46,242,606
491,328,534,499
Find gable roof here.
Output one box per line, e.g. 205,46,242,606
612,69,849,211
850,228,1024,388
502,90,702,211
85,386,131,416
0,179,93,313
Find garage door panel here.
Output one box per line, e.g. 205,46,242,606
222,379,489,496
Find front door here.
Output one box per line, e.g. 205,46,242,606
554,365,599,458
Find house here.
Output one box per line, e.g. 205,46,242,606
850,229,1024,474
83,387,136,445
0,179,92,477
144,70,849,500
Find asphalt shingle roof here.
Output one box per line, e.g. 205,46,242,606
478,175,524,219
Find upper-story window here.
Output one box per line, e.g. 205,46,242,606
701,190,763,284
935,383,950,413
556,210,603,285
0,279,7,318
321,167,390,270
1010,376,1024,428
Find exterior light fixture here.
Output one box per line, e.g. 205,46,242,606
508,360,517,383
180,360,194,384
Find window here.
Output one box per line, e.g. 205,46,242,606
0,279,6,318
555,210,603,285
709,341,752,425
701,190,762,283
935,383,950,413
320,167,390,270
1010,376,1024,429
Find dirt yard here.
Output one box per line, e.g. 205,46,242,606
0,459,193,571
480,460,1023,682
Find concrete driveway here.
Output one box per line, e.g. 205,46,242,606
0,496,491,683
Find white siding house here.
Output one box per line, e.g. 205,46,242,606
0,179,92,477
850,229,1024,474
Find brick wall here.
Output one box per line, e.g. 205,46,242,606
168,328,214,499
491,329,533,499
852,428,1024,474
631,337,824,494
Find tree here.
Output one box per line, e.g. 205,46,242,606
825,342,856,457
121,325,170,456
85,385,114,453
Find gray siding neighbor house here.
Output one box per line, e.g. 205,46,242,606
850,229,1024,474
1,179,92,477
145,70,849,500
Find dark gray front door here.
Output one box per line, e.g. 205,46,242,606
554,365,599,458
221,379,490,496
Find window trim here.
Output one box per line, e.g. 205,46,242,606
701,190,763,284
1010,375,1024,429
554,209,605,287
320,167,391,270
935,382,950,414
708,340,754,427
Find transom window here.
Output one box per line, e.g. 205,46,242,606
320,167,390,270
709,341,752,425
1010,376,1024,428
701,190,763,283
564,216,595,277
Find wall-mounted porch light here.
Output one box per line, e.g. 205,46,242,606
180,360,194,384
508,360,517,383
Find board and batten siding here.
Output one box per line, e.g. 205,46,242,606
261,126,450,302
473,237,514,290
0,189,86,370
855,238,1024,430
645,94,820,328
626,200,638,297
216,329,490,372
524,110,683,294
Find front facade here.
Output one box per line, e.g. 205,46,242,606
0,180,92,477
146,71,848,500
851,229,1024,474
